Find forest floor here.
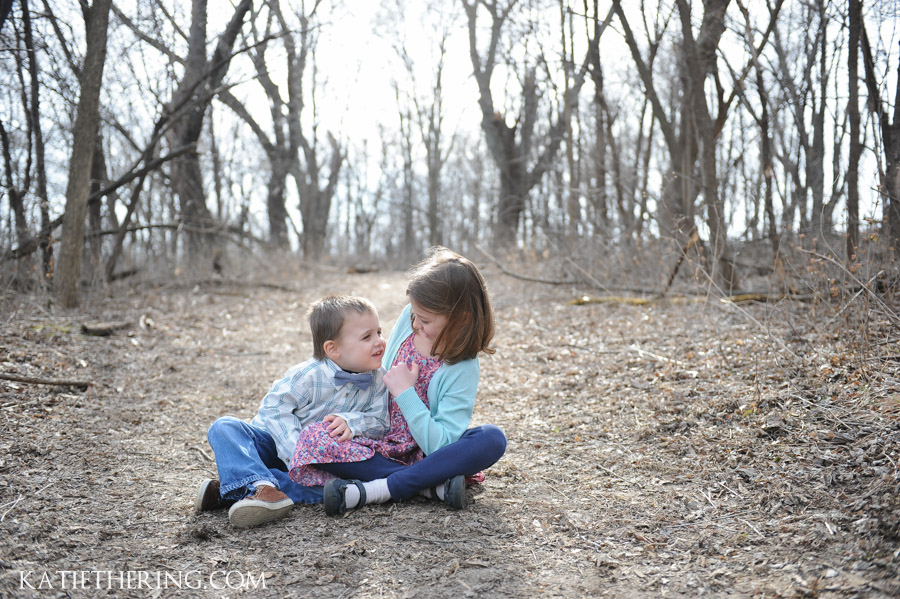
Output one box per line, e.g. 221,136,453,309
0,262,898,598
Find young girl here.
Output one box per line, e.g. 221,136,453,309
314,246,507,515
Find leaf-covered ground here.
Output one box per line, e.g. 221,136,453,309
0,264,898,598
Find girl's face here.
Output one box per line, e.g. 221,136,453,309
410,300,448,352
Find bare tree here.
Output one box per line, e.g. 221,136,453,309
0,0,12,34
616,0,781,291
0,0,53,278
736,0,780,258
165,0,251,264
295,130,343,260
282,2,343,260
461,0,607,248
218,0,317,250
395,81,417,264
859,6,900,253
56,0,112,308
673,0,738,290
395,30,456,249
847,0,861,259
770,0,838,238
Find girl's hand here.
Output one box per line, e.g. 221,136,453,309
384,361,420,397
323,414,352,441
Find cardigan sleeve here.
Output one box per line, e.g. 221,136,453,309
392,359,479,455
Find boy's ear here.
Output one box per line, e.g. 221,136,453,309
323,340,339,360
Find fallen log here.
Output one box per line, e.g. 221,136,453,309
80,321,133,336
0,372,91,390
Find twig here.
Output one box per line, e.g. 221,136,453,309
740,518,765,539
563,256,613,294
189,446,214,462
659,231,701,299
629,343,686,367
595,464,637,485
474,245,573,285
0,372,91,390
699,488,718,510
799,248,900,327
575,532,606,550
718,481,743,499
396,534,464,545
0,496,23,522
80,321,132,336
1,483,53,522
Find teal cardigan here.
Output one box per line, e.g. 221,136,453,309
382,304,480,455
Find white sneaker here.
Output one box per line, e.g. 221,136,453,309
227,485,293,528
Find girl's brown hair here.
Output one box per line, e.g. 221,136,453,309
406,247,494,365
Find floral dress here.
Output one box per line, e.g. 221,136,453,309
289,333,441,485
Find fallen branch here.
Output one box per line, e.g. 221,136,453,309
0,372,91,389
475,245,656,294
474,244,573,285
570,295,655,306
719,292,814,303
80,321,133,336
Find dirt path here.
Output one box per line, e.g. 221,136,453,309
0,267,898,598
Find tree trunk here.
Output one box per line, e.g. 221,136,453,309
56,0,112,308
613,0,693,245
166,0,250,266
0,0,12,35
87,132,107,281
860,14,900,252
20,0,52,278
675,0,739,291
266,152,291,249
757,70,779,257
463,0,601,249
399,104,416,263
846,0,861,259
296,134,342,260
809,3,828,236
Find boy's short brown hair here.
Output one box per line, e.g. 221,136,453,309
308,295,377,360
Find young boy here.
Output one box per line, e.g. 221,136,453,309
195,295,389,528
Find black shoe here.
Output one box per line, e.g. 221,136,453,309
427,475,467,509
194,479,222,513
443,475,467,510
323,478,366,516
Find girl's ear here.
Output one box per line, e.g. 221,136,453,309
323,339,339,360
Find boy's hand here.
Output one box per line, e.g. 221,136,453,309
384,361,420,397
323,414,352,441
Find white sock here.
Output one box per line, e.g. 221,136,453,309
418,482,445,501
252,480,275,489
344,479,391,508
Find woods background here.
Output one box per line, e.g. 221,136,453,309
3,3,900,596
1,0,899,305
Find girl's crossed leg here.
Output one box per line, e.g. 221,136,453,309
317,424,507,504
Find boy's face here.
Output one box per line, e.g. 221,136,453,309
327,310,385,373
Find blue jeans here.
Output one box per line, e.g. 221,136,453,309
316,425,507,501
206,416,323,504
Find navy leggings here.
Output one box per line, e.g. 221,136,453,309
317,424,507,501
